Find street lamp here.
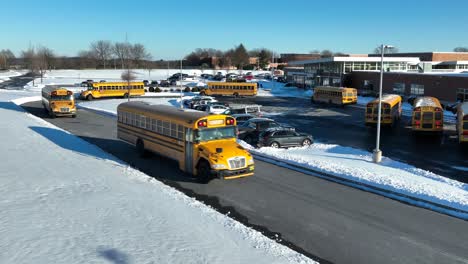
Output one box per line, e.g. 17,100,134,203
372,44,393,163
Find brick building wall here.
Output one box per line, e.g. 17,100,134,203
348,71,468,103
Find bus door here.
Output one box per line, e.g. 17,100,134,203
184,128,194,174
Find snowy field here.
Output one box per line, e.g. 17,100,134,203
78,96,468,218
22,69,271,91
0,90,316,264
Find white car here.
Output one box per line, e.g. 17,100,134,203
206,105,229,114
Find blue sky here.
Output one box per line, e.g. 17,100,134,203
2,0,468,59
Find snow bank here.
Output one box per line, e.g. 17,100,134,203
240,141,468,215
0,94,316,263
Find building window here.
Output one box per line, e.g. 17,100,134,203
457,88,468,102
393,83,406,95
410,84,424,96
322,78,329,86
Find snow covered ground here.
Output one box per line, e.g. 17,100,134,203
0,70,25,84
0,90,316,264
78,97,468,218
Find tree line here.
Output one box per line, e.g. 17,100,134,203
184,44,275,70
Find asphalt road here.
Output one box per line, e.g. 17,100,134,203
219,96,468,183
0,72,36,89
21,100,468,264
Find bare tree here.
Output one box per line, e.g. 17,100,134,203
374,46,399,54
90,40,113,68
21,47,37,84
121,42,135,101
113,42,131,69
0,49,15,69
454,47,468,52
130,43,151,67
36,46,51,83
77,50,97,68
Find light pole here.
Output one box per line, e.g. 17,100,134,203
372,44,393,163
180,59,183,109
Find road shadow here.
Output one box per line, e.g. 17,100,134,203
0,101,27,113
97,247,130,264
29,126,124,164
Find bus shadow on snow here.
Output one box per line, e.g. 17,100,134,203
29,126,200,183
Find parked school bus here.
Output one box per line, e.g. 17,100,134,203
312,86,357,106
411,96,443,133
80,81,145,100
117,102,255,181
202,82,257,97
41,86,76,118
457,102,468,143
365,94,402,126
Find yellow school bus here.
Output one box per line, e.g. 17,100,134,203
202,82,257,97
80,81,145,100
312,86,357,106
457,102,468,143
411,96,444,133
117,102,255,181
41,86,76,118
365,94,402,126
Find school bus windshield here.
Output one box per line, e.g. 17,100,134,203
51,95,74,101
195,127,236,142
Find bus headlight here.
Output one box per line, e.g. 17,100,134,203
211,164,226,169
248,158,254,165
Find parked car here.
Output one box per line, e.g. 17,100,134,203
200,74,214,79
194,104,209,111
213,73,225,81
159,80,170,87
237,118,294,145
206,104,230,114
99,80,106,83
190,96,218,109
143,80,149,86
257,128,313,148
231,113,255,125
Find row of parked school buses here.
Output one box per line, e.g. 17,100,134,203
312,86,468,143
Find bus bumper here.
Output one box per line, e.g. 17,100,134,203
214,165,255,179
53,110,77,117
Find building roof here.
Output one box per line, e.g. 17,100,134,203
289,56,420,65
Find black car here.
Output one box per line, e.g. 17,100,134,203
143,80,149,86
159,80,170,87
237,118,293,145
257,128,313,148
200,74,214,79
